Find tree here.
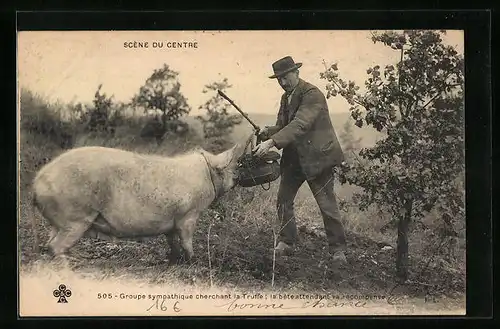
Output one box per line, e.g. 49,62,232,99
339,118,363,155
132,64,191,140
196,78,243,153
320,30,464,280
79,84,121,136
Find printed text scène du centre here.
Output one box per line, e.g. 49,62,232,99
123,41,198,49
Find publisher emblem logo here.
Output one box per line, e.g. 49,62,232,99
53,284,72,303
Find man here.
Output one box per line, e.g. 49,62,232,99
253,56,347,264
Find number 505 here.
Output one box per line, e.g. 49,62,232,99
98,293,112,299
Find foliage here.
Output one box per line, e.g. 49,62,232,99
321,30,465,280
20,89,75,149
196,78,243,153
132,64,191,138
76,84,123,136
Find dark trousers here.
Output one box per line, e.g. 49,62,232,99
276,160,347,252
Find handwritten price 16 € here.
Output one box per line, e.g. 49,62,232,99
146,299,182,313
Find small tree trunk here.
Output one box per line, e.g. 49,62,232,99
161,112,167,130
396,198,413,281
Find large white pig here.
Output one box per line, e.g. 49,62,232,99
31,136,250,263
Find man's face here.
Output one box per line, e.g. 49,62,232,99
277,70,299,93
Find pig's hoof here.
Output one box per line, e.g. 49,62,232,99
168,254,183,266
38,245,50,254
183,256,194,266
37,251,52,262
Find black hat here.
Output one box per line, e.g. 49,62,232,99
269,56,303,79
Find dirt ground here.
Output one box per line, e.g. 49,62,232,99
19,195,465,307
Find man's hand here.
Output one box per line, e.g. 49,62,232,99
260,126,270,135
258,126,270,141
252,139,275,157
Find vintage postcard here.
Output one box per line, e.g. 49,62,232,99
17,30,466,317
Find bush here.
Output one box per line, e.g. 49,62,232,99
196,78,242,154
140,115,190,145
20,89,76,149
76,84,123,137
132,64,191,141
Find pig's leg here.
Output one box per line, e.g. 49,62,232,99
166,230,182,264
47,226,58,243
178,212,199,262
40,226,58,253
48,211,98,258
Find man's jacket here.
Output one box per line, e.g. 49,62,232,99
267,78,344,179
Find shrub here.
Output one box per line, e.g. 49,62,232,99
196,78,242,153
133,64,191,142
76,84,123,137
20,89,75,149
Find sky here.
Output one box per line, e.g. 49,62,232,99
17,30,464,116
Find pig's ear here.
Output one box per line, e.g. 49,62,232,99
217,143,246,169
215,133,253,169
214,144,237,169
228,133,253,166
229,142,248,166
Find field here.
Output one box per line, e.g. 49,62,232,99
18,91,466,314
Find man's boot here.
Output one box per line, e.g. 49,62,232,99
275,241,293,256
331,249,347,265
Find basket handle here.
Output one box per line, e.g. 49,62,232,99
261,182,271,190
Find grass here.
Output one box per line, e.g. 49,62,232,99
18,89,466,305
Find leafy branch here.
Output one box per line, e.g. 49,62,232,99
320,30,465,280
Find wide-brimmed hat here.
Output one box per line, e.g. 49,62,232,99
269,56,302,79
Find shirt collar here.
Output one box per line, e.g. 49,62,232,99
287,85,298,99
